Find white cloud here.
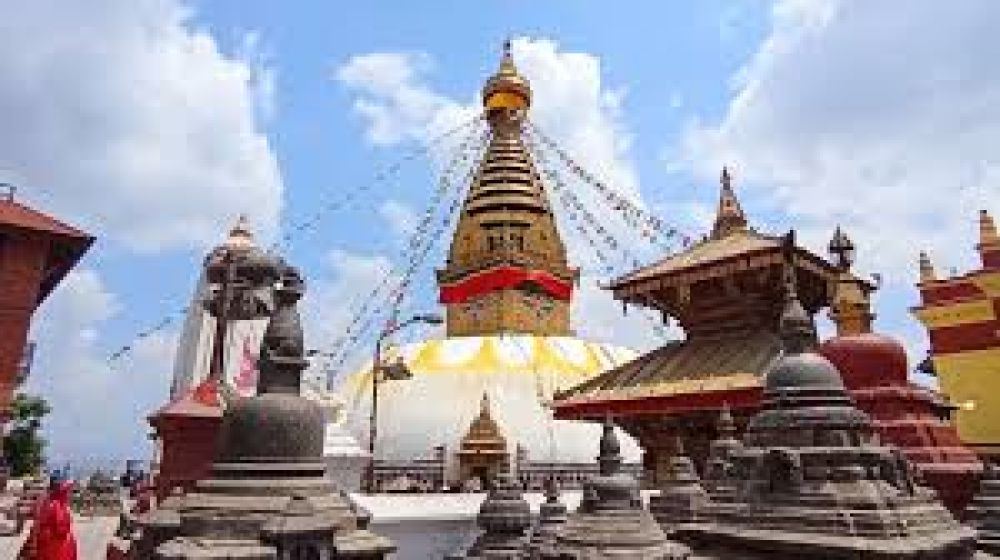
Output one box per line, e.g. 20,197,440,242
335,37,660,350
335,52,477,153
378,199,419,240
25,270,175,468
673,0,1000,365
677,0,1000,276
0,0,282,251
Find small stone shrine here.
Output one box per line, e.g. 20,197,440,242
80,470,123,517
648,436,710,534
541,420,691,559
527,478,568,557
126,259,393,559
682,264,977,559
967,463,1000,555
451,466,532,559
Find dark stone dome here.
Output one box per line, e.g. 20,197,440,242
218,394,325,461
765,352,845,392
819,332,909,388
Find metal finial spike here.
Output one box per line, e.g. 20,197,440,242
721,166,731,188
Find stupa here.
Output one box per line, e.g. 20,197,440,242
527,478,568,557
303,386,369,492
150,216,279,501
647,436,710,533
819,226,982,513
967,463,1000,556
336,42,640,489
701,408,741,524
137,259,393,558
681,262,976,559
540,420,692,559
451,467,533,558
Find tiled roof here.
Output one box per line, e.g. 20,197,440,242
612,229,782,288
151,380,222,420
0,198,94,304
558,330,782,401
0,199,91,239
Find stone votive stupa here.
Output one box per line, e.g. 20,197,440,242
147,261,394,559
451,465,533,559
967,463,1000,556
647,436,710,535
527,477,568,558
682,265,976,559
541,419,691,559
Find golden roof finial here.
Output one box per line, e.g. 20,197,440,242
919,251,937,283
979,209,999,246
482,38,531,111
710,165,748,240
827,226,873,336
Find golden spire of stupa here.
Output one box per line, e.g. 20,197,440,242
482,39,532,113
438,41,575,337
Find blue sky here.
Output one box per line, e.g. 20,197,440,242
4,1,999,466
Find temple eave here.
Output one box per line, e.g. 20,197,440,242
554,385,762,420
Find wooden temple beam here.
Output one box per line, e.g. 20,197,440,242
552,386,761,419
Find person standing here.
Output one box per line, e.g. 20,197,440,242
18,472,77,560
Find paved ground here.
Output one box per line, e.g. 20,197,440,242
0,515,118,560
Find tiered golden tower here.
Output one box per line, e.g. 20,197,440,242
437,42,577,336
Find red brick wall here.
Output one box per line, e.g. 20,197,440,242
0,231,49,414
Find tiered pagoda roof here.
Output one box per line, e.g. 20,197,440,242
556,170,856,414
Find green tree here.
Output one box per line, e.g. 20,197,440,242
4,393,51,477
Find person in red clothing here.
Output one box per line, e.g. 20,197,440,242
18,474,77,560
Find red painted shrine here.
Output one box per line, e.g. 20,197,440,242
818,227,982,514
147,378,222,501
0,186,92,457
553,169,979,513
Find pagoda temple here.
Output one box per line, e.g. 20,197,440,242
912,209,1000,460
553,170,846,480
0,186,92,465
335,42,641,490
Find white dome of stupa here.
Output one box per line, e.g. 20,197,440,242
335,334,641,468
